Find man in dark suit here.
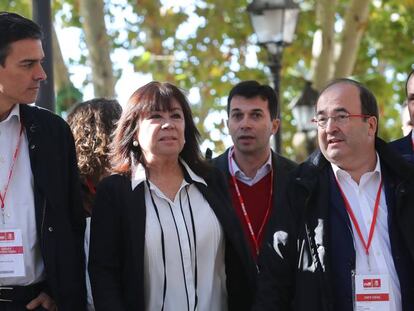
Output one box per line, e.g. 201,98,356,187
390,69,414,163
253,79,414,311
212,80,297,261
0,12,86,310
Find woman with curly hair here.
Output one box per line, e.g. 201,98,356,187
67,98,122,216
67,98,122,311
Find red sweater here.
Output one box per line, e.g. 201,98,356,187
228,172,273,260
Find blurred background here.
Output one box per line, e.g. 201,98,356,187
2,0,414,161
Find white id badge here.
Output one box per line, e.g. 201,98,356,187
354,274,391,311
0,229,25,277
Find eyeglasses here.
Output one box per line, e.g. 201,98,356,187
311,113,371,128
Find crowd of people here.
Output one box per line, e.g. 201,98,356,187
0,11,413,311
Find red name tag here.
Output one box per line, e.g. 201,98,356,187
0,246,23,255
0,229,25,277
356,293,389,302
0,232,15,241
363,278,381,288
355,274,391,310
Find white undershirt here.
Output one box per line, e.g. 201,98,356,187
131,160,227,311
228,147,272,186
331,154,401,311
0,104,44,285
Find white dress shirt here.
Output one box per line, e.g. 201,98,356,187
131,160,227,311
228,147,272,186
84,217,95,311
332,154,401,311
0,104,45,286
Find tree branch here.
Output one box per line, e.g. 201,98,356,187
79,0,115,97
312,0,337,90
334,0,370,78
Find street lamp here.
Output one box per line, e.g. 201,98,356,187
32,0,55,112
291,81,318,156
247,0,299,153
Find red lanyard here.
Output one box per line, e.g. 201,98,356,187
85,177,96,195
335,175,383,256
0,123,24,224
229,148,273,256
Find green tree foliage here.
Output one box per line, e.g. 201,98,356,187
125,0,414,156
126,0,268,152
2,0,413,156
343,1,414,141
0,0,31,16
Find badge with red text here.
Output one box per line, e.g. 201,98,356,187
355,274,390,311
0,229,25,277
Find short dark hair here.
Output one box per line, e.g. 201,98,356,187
0,12,42,66
405,68,414,96
111,81,210,178
227,80,278,119
316,78,379,134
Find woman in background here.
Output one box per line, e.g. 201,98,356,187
89,82,256,311
67,98,122,311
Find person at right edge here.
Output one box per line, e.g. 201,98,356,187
389,68,414,163
212,80,297,262
253,78,414,311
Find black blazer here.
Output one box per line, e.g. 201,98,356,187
212,149,297,246
89,166,256,311
20,104,86,310
389,132,414,163
253,139,414,311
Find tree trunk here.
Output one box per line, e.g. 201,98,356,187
52,26,82,113
52,26,71,94
79,0,115,98
334,0,370,78
312,0,337,90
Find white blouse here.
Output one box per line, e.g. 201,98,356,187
131,160,228,311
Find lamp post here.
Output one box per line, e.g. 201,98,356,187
247,0,299,153
32,0,55,112
291,81,318,156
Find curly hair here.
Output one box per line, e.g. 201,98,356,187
67,98,122,181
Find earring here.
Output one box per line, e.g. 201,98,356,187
132,140,139,147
